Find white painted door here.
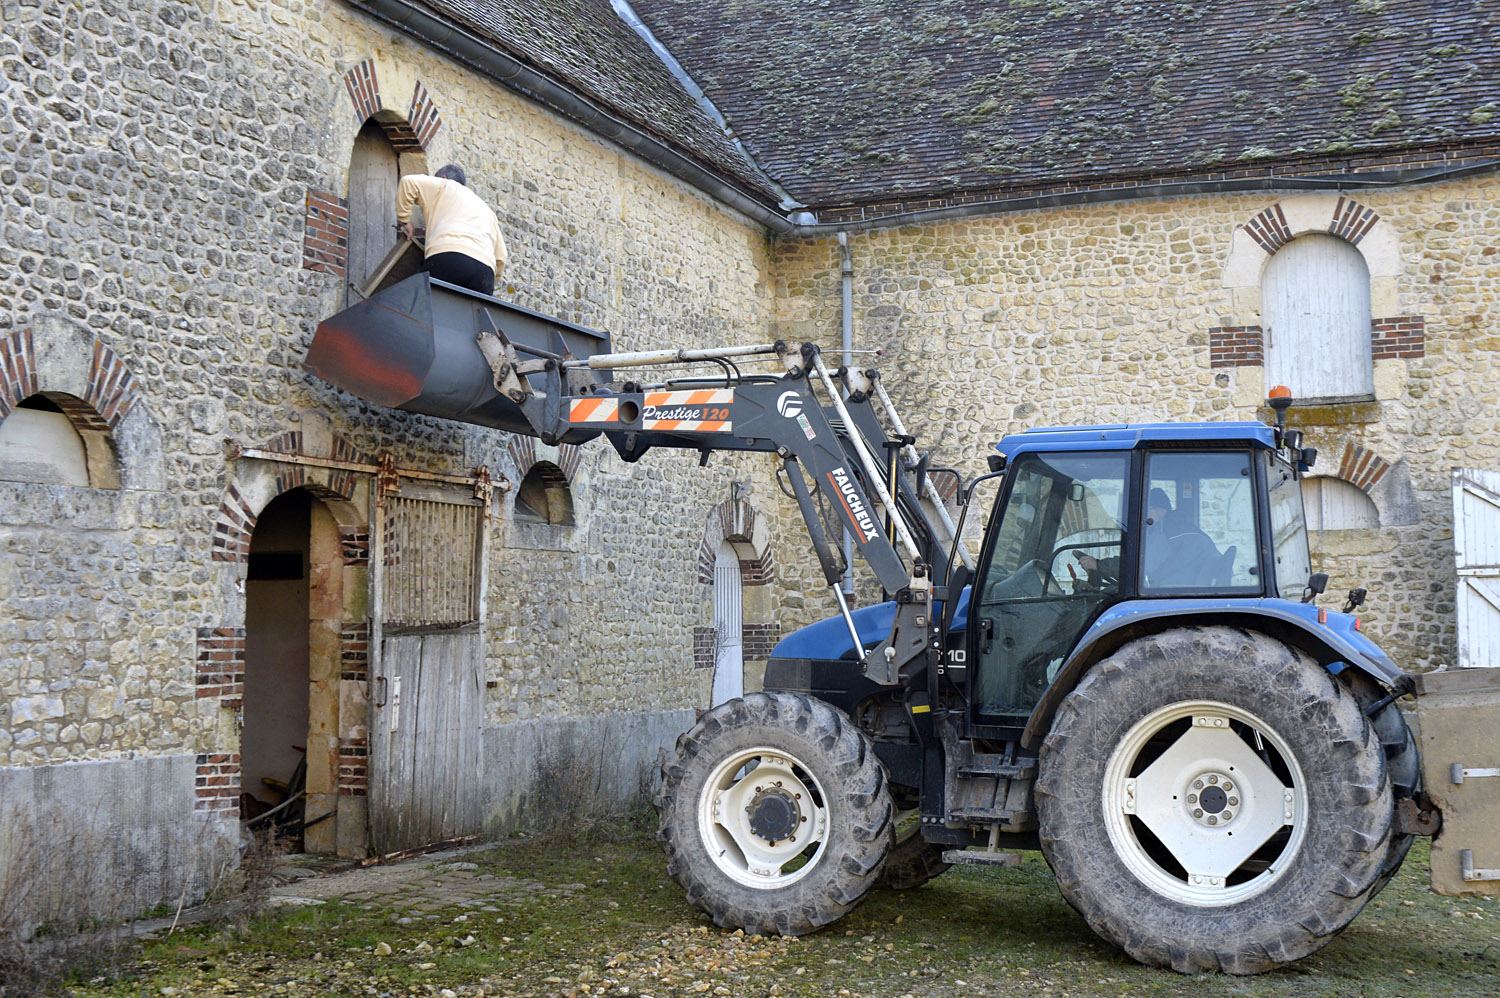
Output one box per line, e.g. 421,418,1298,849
1455,470,1500,669
711,541,743,706
1262,233,1372,401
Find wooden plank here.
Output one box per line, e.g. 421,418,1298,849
398,633,425,849
358,236,423,300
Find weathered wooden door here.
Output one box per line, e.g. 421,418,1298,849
346,121,399,304
1455,469,1500,669
1262,233,1372,401
372,628,484,851
370,483,489,853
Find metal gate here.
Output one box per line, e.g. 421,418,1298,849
370,481,490,852
1455,469,1500,670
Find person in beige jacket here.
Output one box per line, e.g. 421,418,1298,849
395,164,508,296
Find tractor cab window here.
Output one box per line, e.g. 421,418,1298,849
1267,454,1312,599
1141,452,1259,593
974,452,1127,723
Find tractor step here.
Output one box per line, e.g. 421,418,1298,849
942,848,1022,868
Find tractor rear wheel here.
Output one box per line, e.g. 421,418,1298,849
1036,626,1393,974
655,692,893,935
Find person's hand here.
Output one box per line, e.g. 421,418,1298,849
1076,552,1098,573
404,221,416,242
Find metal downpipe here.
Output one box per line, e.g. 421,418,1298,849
839,231,855,595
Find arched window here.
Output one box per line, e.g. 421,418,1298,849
1302,476,1380,531
1262,234,1372,402
346,119,401,303
0,394,119,488
514,462,575,526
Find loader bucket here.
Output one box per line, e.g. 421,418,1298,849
305,274,611,441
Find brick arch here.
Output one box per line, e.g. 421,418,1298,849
0,329,138,430
1213,195,1420,369
201,474,373,823
0,323,162,490
342,59,443,150
696,498,773,587
211,439,371,563
508,437,584,484
1223,195,1401,289
1333,441,1392,494
1297,435,1419,527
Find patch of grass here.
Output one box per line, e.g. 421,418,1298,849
67,837,1499,997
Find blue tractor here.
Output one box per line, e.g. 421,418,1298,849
307,284,1448,974
647,385,1423,975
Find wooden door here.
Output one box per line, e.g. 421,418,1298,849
711,541,743,706
346,121,399,304
1262,233,1372,401
1455,469,1500,670
369,483,488,853
371,628,484,851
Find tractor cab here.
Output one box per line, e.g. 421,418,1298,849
966,423,1310,736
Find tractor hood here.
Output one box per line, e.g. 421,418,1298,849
772,586,972,661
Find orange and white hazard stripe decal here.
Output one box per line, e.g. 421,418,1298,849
568,397,621,423
642,389,733,432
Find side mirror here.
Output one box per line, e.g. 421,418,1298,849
987,453,1006,473
1301,573,1328,603
1299,447,1318,472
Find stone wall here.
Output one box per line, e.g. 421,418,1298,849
0,0,777,922
771,177,1500,670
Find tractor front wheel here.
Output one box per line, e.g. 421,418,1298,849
1036,626,1393,974
655,692,893,935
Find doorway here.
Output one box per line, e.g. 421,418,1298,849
711,540,744,706
242,488,345,852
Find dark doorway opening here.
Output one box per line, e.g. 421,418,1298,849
243,490,313,847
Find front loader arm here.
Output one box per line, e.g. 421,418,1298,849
488,330,934,682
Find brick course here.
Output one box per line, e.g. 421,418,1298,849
195,627,246,701
195,753,241,813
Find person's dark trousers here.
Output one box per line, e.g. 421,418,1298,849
424,252,495,295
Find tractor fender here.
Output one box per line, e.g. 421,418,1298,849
1020,598,1415,750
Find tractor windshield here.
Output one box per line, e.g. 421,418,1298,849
1267,453,1312,598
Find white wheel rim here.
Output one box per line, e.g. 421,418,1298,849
698,746,830,889
1102,700,1308,906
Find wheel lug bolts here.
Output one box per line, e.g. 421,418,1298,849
1193,808,1204,818
1193,780,1204,790
1208,815,1218,825
1228,796,1239,807
1187,794,1198,804
1208,775,1219,785
1223,781,1233,792
1223,811,1233,821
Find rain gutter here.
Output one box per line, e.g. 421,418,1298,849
343,0,799,234
789,159,1500,238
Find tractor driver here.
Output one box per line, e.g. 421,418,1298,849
1076,488,1220,589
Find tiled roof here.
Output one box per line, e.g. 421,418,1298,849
628,0,1500,213
402,0,779,201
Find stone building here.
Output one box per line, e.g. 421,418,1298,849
1,0,1497,926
